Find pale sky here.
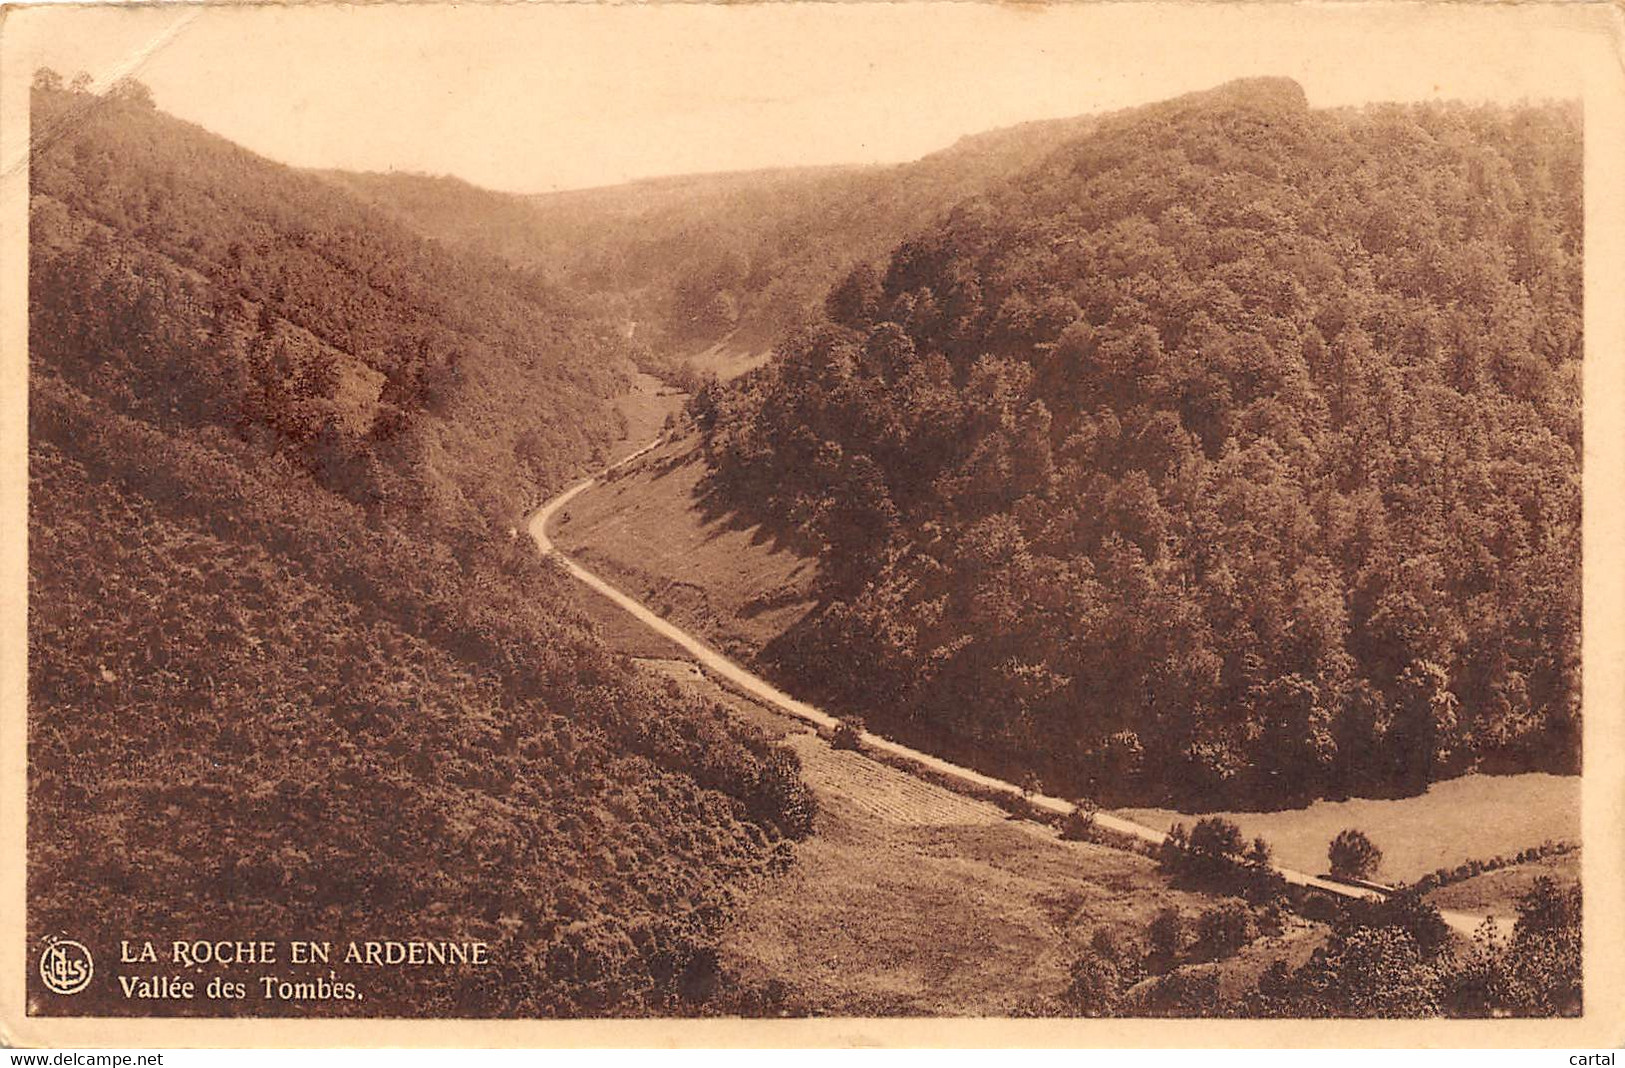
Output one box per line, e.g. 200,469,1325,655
5,2,1594,194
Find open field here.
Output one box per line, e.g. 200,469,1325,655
560,439,1582,911
552,434,820,661
635,660,1267,1015
682,336,775,381
1120,773,1580,887
605,371,686,463
540,377,693,657
1424,849,1582,916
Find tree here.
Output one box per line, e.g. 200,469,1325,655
1388,659,1460,791
750,748,819,841
33,68,63,92
1329,828,1383,881
820,454,897,584
825,263,881,329
692,85,1581,817
107,77,156,109
1189,816,1246,863
1343,888,1452,959
1312,927,1442,1017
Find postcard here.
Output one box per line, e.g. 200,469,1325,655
1,0,1621,1048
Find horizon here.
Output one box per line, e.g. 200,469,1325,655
6,3,1586,196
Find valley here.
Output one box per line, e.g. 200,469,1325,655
27,67,1585,1021
550,432,1579,887
540,433,1574,941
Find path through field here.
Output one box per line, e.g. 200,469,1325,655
530,445,1490,938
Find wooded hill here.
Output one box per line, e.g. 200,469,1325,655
695,78,1583,810
325,112,1102,369
28,77,815,1017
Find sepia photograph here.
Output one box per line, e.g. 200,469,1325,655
1,0,1622,1048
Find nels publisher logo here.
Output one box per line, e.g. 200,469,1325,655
39,936,93,995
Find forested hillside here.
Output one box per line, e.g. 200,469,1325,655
33,76,639,528
696,78,1582,810
327,112,1101,371
28,77,815,1016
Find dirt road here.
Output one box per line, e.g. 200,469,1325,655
529,443,1489,938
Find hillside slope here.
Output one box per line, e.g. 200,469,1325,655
696,77,1583,810
325,112,1102,370
28,81,815,1017
34,81,642,528
552,433,822,664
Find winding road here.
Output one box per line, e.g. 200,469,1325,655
530,438,1489,938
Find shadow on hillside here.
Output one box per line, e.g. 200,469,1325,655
686,460,826,564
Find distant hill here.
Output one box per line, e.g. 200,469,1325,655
695,77,1583,810
35,79,666,529
324,111,1103,373
29,80,816,1017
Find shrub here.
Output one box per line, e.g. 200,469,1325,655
1060,798,1099,841
1256,897,1287,938
1407,840,1577,895
1089,926,1127,963
1138,968,1221,1017
830,716,865,751
1329,828,1383,881
1300,891,1342,924
1254,959,1294,1011
1189,816,1246,861
1194,900,1254,961
1064,949,1124,1017
1161,816,1262,892
1514,876,1581,937
995,789,1041,821
1158,822,1190,870
750,747,819,840
1341,889,1452,959
1147,906,1185,965
1294,927,1444,1018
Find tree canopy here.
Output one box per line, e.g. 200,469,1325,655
697,78,1581,809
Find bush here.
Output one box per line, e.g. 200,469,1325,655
1158,822,1190,869
1329,828,1383,881
750,747,819,840
1060,798,1099,841
1256,897,1287,938
1300,891,1342,924
1162,816,1268,894
1064,949,1124,1016
1190,816,1246,861
1193,900,1255,961
1147,906,1185,965
995,789,1042,821
1341,889,1452,958
1138,969,1221,1017
1089,926,1129,963
831,716,865,751
1514,876,1581,936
